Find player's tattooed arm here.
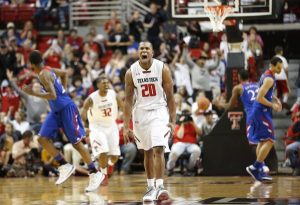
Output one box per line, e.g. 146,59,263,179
81,97,93,127
52,68,68,90
162,64,176,126
23,70,57,100
123,70,134,143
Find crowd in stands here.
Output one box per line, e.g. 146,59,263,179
0,0,69,29
0,1,300,178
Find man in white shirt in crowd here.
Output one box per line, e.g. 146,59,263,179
274,46,289,110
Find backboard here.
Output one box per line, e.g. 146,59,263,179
171,0,273,19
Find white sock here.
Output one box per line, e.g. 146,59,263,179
108,159,114,166
100,167,107,175
283,95,288,103
147,178,155,187
156,179,163,188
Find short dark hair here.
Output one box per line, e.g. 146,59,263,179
249,26,258,33
22,130,33,139
72,75,82,84
138,41,153,49
29,50,43,65
239,69,249,81
70,28,78,34
5,122,13,129
96,76,108,84
274,46,283,54
270,56,283,66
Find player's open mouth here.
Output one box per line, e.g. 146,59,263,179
141,54,148,59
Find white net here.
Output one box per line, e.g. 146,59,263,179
204,5,234,32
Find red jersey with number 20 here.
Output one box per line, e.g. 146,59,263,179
131,59,167,110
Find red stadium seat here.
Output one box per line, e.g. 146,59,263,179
18,4,36,23
0,4,18,22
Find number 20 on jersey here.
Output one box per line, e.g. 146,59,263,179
141,84,156,97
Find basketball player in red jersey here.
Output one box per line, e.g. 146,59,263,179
123,42,176,202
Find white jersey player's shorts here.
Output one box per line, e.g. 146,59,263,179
132,106,170,152
89,122,120,157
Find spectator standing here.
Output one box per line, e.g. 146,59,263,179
57,0,69,29
128,11,144,42
6,70,48,125
67,28,83,51
104,11,121,35
182,46,220,101
170,52,193,97
248,26,264,49
107,24,132,54
35,0,52,29
186,21,205,47
274,46,290,110
144,3,165,52
0,41,17,82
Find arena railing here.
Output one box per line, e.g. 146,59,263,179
69,0,122,28
69,0,151,28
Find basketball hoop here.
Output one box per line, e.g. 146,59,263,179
204,5,234,32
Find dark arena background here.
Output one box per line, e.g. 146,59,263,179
1,0,300,204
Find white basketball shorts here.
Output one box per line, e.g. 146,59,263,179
89,122,121,157
132,106,170,152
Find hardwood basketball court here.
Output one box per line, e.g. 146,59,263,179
1,174,300,204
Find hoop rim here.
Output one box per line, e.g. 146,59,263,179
205,5,234,12
204,5,234,32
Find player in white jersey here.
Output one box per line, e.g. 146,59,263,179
124,42,176,203
82,76,123,186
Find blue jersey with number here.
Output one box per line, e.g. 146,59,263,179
41,66,72,112
240,82,259,115
253,70,275,111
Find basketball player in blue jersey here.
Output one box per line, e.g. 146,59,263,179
214,70,259,144
214,70,270,173
23,50,104,192
246,56,283,182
